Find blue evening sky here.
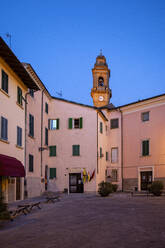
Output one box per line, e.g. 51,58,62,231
1,0,165,106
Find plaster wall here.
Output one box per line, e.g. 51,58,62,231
47,99,97,193
0,58,27,201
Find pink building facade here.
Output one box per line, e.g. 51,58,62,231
1,37,165,202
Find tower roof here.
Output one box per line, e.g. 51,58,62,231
95,51,108,67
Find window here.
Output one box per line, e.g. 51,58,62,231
141,112,149,122
1,116,8,140
98,77,104,87
45,127,48,145
17,86,22,105
17,126,22,147
106,152,109,161
111,169,118,182
100,122,103,133
72,145,80,156
49,119,59,130
29,114,34,137
110,118,119,129
45,102,48,114
142,140,149,156
1,70,8,94
29,154,34,172
49,168,56,179
111,148,118,163
49,146,56,157
100,147,103,158
29,89,34,97
68,117,83,129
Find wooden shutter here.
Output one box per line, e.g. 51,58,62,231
100,122,103,133
45,128,48,145
17,87,22,105
1,117,8,140
50,168,56,179
29,154,33,172
57,119,59,129
68,118,72,129
80,117,83,129
2,70,8,93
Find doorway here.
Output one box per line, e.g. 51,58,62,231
69,173,84,193
141,171,152,190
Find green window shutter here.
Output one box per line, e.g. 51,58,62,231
142,140,149,156
73,145,80,156
80,117,83,129
57,119,59,129
49,168,56,179
100,122,103,133
49,146,56,157
17,87,22,105
100,147,102,157
106,152,108,161
68,118,72,129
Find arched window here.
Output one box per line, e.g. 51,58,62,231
98,77,104,87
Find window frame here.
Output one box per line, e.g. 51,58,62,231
49,146,56,157
72,145,80,156
110,118,119,129
1,116,8,141
111,147,118,163
29,114,34,137
17,86,22,106
17,126,22,147
142,139,150,156
49,119,59,130
1,69,8,94
45,127,48,146
45,102,48,114
29,154,34,172
141,112,149,122
49,168,56,179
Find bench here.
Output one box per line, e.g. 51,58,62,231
45,196,60,203
9,201,41,221
9,206,28,221
18,202,41,212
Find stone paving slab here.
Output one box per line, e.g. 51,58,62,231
0,193,165,248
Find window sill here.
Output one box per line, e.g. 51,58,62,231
16,102,24,110
0,88,10,97
140,155,151,157
28,134,35,140
16,145,24,150
0,138,9,144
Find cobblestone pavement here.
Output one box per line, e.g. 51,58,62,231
1,193,165,248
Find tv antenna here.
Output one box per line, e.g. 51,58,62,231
56,90,63,97
6,33,12,48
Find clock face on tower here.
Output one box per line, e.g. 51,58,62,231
99,96,104,101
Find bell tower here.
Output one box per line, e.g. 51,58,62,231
91,52,112,107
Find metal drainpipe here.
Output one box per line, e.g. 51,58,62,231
24,92,30,198
119,108,124,192
41,90,44,177
97,111,98,175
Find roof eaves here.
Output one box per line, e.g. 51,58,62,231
0,37,39,91
52,96,97,109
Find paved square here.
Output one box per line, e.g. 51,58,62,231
1,193,165,248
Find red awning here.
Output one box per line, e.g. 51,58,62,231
0,154,25,177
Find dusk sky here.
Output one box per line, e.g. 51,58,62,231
1,0,165,106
